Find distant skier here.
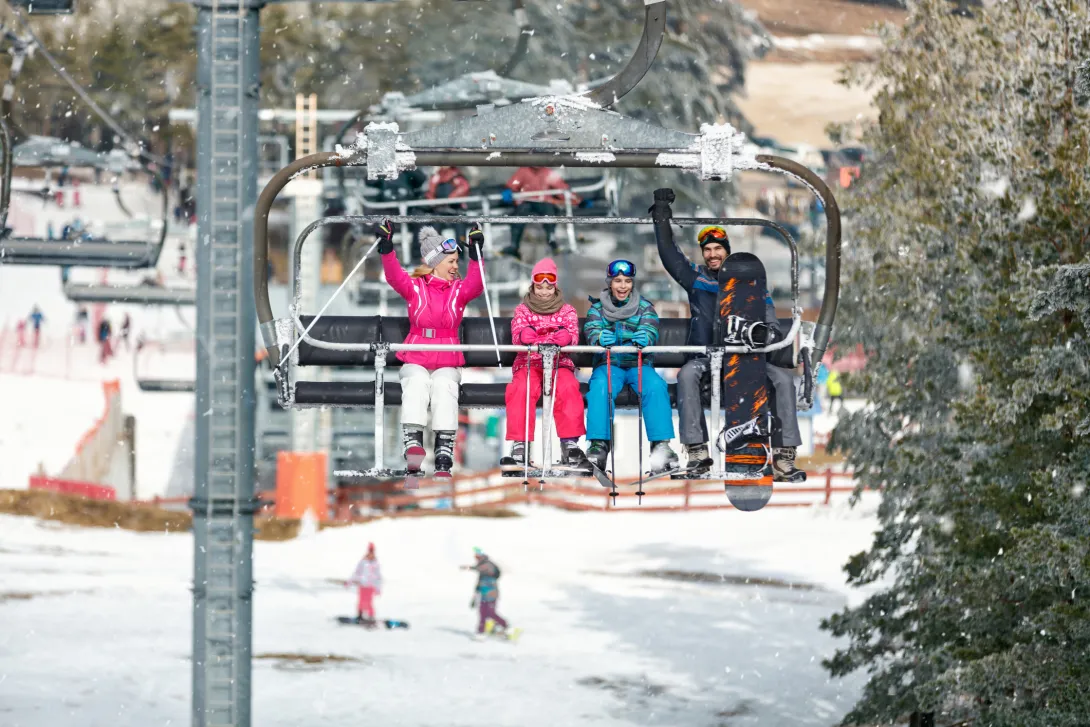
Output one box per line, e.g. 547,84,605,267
461,548,510,639
75,306,89,344
28,306,44,348
345,543,383,625
97,317,113,364
119,314,132,350
583,259,679,474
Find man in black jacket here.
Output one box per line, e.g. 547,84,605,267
649,188,805,483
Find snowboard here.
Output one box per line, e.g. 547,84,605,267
717,253,774,511
482,619,521,642
336,616,410,630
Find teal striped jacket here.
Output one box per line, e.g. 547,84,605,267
583,295,660,368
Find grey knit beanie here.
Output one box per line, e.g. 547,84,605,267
418,226,453,268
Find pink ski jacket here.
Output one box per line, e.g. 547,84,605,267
382,250,484,370
510,302,579,373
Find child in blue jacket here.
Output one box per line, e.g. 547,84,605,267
583,260,679,474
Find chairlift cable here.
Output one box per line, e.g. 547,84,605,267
7,7,167,167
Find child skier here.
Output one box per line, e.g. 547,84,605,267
379,219,485,477
583,259,679,474
500,258,591,473
345,542,382,625
461,548,511,639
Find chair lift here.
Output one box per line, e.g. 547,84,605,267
133,307,196,393
134,335,196,394
254,0,842,509
0,18,168,268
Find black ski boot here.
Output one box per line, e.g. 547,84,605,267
500,245,521,259
772,447,806,483
586,440,610,471
685,443,713,475
500,441,532,472
403,426,426,473
560,440,592,475
648,441,680,474
434,430,456,479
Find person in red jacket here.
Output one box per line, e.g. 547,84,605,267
379,219,485,477
500,167,581,259
425,166,472,243
500,257,591,473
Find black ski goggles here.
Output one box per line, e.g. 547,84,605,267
607,259,636,278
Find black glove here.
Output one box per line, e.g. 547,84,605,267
465,225,484,260
649,188,674,222
376,218,394,255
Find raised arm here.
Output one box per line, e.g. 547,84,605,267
457,227,485,303
649,188,698,291
376,219,416,301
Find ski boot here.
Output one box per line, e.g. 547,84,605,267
403,426,426,470
685,443,713,476
499,245,521,260
559,440,593,475
647,441,680,475
772,447,807,483
500,441,534,473
433,430,456,479
586,440,610,471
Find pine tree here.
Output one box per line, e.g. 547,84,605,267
821,1,1090,725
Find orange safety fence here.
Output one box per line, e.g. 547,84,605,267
322,468,862,522
28,475,116,501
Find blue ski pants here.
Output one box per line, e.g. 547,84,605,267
586,365,675,442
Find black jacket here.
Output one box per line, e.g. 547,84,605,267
653,219,781,352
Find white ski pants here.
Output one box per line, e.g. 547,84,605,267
399,364,461,431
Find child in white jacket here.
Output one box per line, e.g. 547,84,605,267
346,543,383,623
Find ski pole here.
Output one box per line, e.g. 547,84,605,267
522,359,532,488
473,236,502,366
636,347,645,503
606,347,617,503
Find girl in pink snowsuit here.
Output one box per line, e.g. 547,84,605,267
347,543,382,622
501,258,590,471
379,220,484,477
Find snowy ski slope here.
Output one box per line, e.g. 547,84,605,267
0,499,881,727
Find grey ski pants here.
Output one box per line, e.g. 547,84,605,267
676,357,801,448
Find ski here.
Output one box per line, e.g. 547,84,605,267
404,444,426,490
639,457,716,485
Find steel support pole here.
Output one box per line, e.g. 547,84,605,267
191,2,260,726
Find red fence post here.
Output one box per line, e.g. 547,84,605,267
450,476,458,510
824,469,833,505
683,481,691,511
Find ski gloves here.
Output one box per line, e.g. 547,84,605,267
597,329,650,348
649,187,674,222
376,218,395,255
460,224,483,261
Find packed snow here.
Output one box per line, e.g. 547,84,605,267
0,498,881,727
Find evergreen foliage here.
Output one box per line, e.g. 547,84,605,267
822,1,1090,724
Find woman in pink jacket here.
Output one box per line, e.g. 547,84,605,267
500,258,591,473
379,219,484,477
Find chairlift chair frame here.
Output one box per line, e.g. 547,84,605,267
254,0,841,492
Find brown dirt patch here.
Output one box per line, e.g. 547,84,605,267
0,489,519,540
738,0,907,37
0,489,192,533
0,592,36,603
255,652,360,664
636,569,826,591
